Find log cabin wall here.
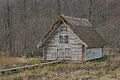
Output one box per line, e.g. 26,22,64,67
43,23,83,60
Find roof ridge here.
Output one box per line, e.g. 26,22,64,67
61,14,86,20
61,14,93,27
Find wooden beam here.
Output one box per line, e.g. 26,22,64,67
42,21,62,46
43,46,45,60
0,61,59,74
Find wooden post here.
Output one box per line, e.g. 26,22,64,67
81,53,84,62
82,45,86,62
102,46,104,57
43,46,45,60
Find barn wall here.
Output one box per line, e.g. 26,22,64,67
44,23,83,60
84,48,103,61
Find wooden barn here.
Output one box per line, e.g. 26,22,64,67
37,15,107,61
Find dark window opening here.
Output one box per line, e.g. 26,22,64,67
64,35,69,43
59,35,69,43
59,35,64,43
57,48,62,58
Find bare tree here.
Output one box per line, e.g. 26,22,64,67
0,0,120,56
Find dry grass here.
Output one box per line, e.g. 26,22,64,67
0,48,120,80
0,51,42,69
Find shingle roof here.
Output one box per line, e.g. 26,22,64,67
70,26,106,48
61,15,93,27
37,15,107,48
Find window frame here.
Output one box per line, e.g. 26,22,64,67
64,35,69,43
59,35,64,43
57,48,63,58
59,35,69,44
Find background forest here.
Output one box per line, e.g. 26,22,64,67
0,0,120,56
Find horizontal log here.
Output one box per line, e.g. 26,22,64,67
0,61,59,74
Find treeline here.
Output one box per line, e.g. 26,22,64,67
0,0,120,56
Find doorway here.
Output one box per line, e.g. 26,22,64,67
57,49,63,60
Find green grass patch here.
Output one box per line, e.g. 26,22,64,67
106,56,111,60
17,68,24,72
28,60,41,64
80,62,87,66
28,67,34,70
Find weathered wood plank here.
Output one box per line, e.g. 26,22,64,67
44,23,83,60
0,61,59,74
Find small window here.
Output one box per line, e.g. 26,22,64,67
65,48,71,53
64,35,69,43
57,49,62,58
59,35,69,43
59,35,64,43
61,26,67,31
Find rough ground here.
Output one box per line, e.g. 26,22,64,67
0,48,120,80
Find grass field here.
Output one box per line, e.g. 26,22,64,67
0,50,43,70
0,48,120,80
